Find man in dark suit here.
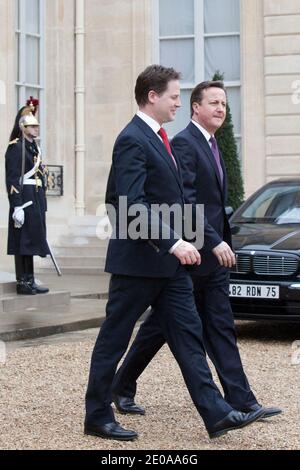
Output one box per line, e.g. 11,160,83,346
112,81,281,419
84,69,264,442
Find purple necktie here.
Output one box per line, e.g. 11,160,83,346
209,136,224,185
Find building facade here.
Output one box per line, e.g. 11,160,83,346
0,0,299,269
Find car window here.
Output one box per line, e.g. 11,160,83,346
275,207,300,224
233,184,300,224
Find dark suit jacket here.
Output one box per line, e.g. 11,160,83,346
105,115,186,278
172,121,232,276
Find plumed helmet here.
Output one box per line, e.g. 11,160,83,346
19,111,40,128
19,97,40,128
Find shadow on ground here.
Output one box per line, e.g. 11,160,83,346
235,320,300,343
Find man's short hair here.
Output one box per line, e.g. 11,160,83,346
190,81,226,117
135,64,181,107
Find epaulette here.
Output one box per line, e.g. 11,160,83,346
9,138,19,145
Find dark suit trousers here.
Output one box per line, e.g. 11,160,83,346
85,266,232,428
113,266,257,410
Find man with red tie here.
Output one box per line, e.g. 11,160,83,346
112,81,281,421
84,68,264,442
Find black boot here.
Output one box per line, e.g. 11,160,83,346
25,256,49,294
15,255,37,295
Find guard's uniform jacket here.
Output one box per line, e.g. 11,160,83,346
5,137,50,256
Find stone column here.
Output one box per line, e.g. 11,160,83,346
240,0,266,197
264,0,300,181
0,0,16,271
75,0,86,216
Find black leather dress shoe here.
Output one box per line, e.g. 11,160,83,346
239,403,282,419
84,421,137,441
31,282,49,294
208,408,265,439
113,394,145,415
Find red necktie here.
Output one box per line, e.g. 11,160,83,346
158,127,172,155
158,127,177,169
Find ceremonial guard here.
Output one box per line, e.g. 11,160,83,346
5,98,50,295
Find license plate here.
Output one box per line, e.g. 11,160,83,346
229,283,279,299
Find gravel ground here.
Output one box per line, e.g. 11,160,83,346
0,322,300,450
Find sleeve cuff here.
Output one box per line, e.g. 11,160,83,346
169,239,183,254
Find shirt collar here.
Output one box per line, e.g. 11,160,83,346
191,120,213,144
137,110,161,135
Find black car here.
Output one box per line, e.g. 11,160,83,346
229,178,300,321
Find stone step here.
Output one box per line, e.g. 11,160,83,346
64,215,111,239
58,256,105,267
67,225,110,238
0,282,16,295
41,256,105,270
0,298,107,342
58,235,108,248
38,266,106,275
0,272,15,283
0,290,70,314
29,272,110,298
33,215,110,275
52,245,107,257
61,266,106,275
67,215,107,226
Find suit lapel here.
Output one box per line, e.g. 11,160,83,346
220,155,227,199
149,134,181,183
187,122,225,196
133,115,182,189
171,144,184,186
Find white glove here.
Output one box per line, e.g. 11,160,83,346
12,207,25,228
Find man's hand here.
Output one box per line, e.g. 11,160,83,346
212,241,236,268
12,207,25,228
173,241,201,265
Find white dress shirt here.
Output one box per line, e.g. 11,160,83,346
191,119,214,146
136,110,161,135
